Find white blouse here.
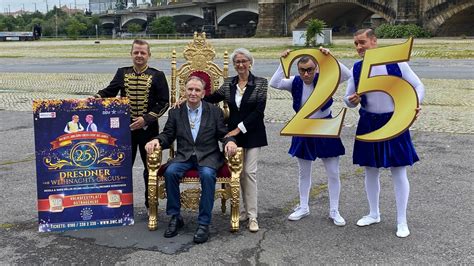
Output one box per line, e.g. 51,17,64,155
234,84,247,133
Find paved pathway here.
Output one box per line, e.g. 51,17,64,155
0,48,472,263
0,112,472,264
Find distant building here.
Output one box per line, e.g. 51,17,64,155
1,10,32,18
60,5,84,15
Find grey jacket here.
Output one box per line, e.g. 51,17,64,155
156,101,235,170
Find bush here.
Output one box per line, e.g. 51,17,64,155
65,18,87,39
305,18,326,47
375,24,431,38
149,16,176,34
127,23,142,34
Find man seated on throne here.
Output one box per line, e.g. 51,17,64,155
145,76,237,244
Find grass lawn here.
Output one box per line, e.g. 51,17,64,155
0,37,472,59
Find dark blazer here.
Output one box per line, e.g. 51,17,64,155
156,101,235,170
95,66,170,126
205,72,268,148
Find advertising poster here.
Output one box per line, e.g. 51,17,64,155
33,98,134,232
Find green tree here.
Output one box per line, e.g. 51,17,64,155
45,6,68,20
29,11,45,20
127,23,142,34
66,18,87,39
27,18,45,32
41,19,56,36
60,19,68,36
72,13,98,36
0,12,46,32
38,13,64,36
1,15,17,31
87,15,102,36
149,16,176,34
305,18,326,47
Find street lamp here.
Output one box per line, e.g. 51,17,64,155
94,24,101,44
55,13,58,38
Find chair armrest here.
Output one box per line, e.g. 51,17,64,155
224,147,243,232
147,147,163,173
225,147,243,176
146,147,162,231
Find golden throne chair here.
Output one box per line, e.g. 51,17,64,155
147,32,243,232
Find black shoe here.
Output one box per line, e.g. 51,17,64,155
193,224,209,244
164,215,184,238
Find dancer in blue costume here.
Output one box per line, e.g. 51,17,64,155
270,48,351,226
344,29,425,238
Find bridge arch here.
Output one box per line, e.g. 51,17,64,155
217,8,259,37
171,14,205,33
424,1,474,36
100,21,115,35
100,17,115,26
121,14,147,28
122,18,147,29
217,8,258,24
288,1,395,34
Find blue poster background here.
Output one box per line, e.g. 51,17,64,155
33,98,134,232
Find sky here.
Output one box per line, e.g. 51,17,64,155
0,0,89,14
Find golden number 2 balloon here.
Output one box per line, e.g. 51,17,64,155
280,49,346,137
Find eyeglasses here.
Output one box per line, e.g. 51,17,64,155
298,67,315,74
234,59,250,65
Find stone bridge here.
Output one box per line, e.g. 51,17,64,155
100,1,258,37
99,0,473,36
258,0,474,36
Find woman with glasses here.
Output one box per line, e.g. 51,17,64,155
205,48,268,232
269,49,351,226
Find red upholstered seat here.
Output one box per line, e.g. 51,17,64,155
190,70,212,96
157,162,232,180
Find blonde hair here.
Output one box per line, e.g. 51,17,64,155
131,39,151,55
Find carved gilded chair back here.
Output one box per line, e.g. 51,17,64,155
171,32,228,103
169,31,229,158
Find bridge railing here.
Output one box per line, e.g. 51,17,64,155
118,33,194,39
37,33,195,40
